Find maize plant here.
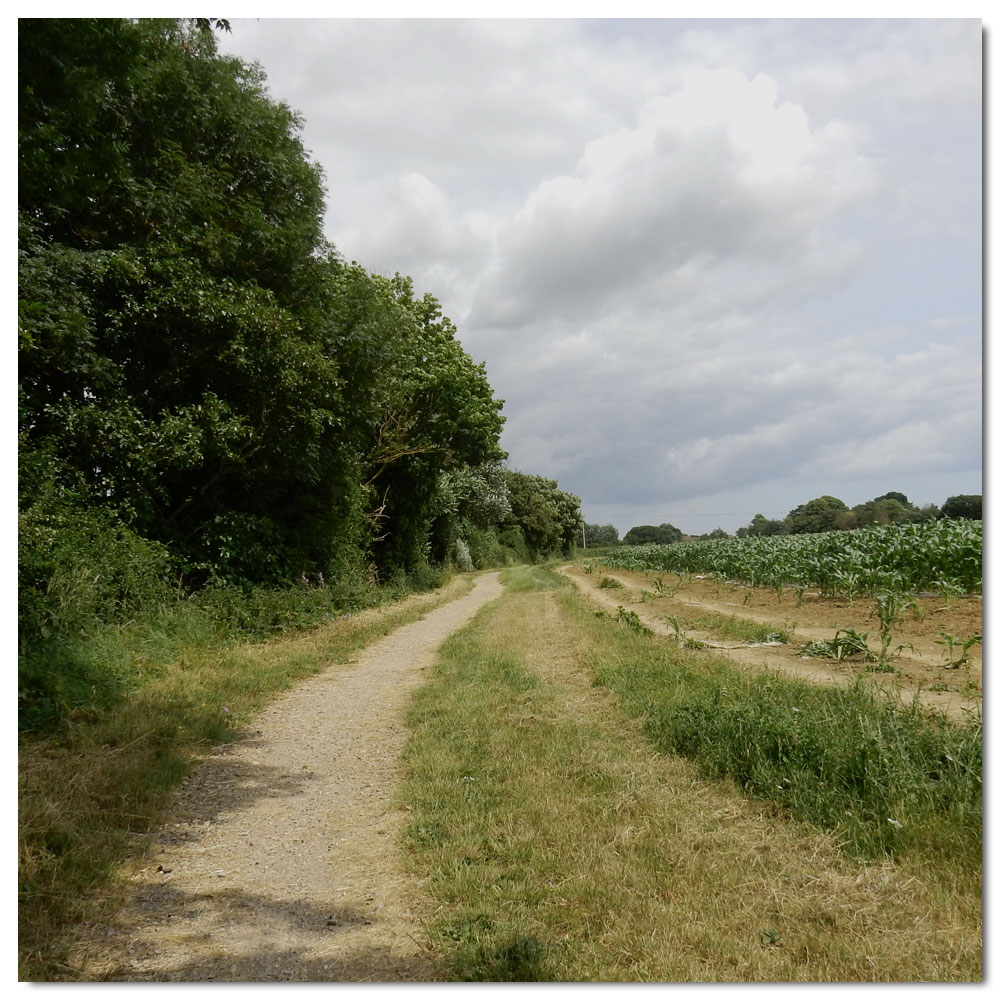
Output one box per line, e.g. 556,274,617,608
599,521,981,599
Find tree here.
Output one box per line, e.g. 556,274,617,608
503,470,582,558
18,19,507,585
623,523,683,546
851,498,915,528
361,275,505,572
19,18,351,584
941,495,982,520
873,491,911,506
785,496,849,534
736,513,784,538
579,523,619,546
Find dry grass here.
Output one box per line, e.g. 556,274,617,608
18,573,475,981
401,566,981,982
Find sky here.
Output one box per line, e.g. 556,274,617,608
216,13,983,537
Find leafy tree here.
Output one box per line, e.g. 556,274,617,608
785,496,850,534
941,495,982,520
361,275,505,572
504,470,582,558
579,523,620,546
18,19,506,585
736,513,785,538
19,18,353,584
428,463,511,565
873,491,911,506
851,498,916,528
623,523,683,546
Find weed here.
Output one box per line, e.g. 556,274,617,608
935,633,982,670
597,576,623,590
615,607,652,636
666,616,704,649
802,629,875,663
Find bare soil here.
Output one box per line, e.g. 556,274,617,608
561,564,982,722
75,572,503,983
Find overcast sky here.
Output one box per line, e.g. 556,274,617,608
217,15,982,536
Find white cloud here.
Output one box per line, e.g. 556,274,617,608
469,67,878,328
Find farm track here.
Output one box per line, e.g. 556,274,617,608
61,563,981,983
560,564,982,723
74,573,504,983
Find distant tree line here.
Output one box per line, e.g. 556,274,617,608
735,492,981,537
578,491,981,550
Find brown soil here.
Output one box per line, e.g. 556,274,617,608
75,572,503,983
561,564,982,723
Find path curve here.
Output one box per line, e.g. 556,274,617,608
81,572,504,983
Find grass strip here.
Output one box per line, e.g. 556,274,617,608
18,573,475,981
575,599,981,869
401,566,981,982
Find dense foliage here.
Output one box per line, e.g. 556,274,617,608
734,491,962,538
622,523,682,546
598,519,982,599
18,18,579,727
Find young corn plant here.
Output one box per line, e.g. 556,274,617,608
935,632,982,670
935,631,982,695
872,592,917,672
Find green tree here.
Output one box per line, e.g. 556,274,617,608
361,275,506,573
579,523,620,546
736,513,785,538
504,470,582,558
19,18,357,584
851,498,916,528
785,496,850,534
703,527,730,540
941,495,982,520
623,523,683,546
19,19,507,585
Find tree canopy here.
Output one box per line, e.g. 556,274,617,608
941,495,982,520
19,18,509,587
623,523,682,546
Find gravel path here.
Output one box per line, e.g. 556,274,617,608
83,572,503,983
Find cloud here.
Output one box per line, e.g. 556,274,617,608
334,172,491,310
469,67,877,329
217,19,982,533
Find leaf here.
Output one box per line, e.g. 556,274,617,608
761,928,781,945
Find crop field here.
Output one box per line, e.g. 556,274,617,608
596,520,982,601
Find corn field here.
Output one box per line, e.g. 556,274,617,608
597,520,982,599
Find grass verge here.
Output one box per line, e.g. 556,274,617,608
18,573,474,981
401,565,981,981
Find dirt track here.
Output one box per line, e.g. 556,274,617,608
78,572,503,983
71,561,980,982
560,563,982,722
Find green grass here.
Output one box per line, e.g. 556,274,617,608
401,565,982,981
579,609,980,868
679,610,791,645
